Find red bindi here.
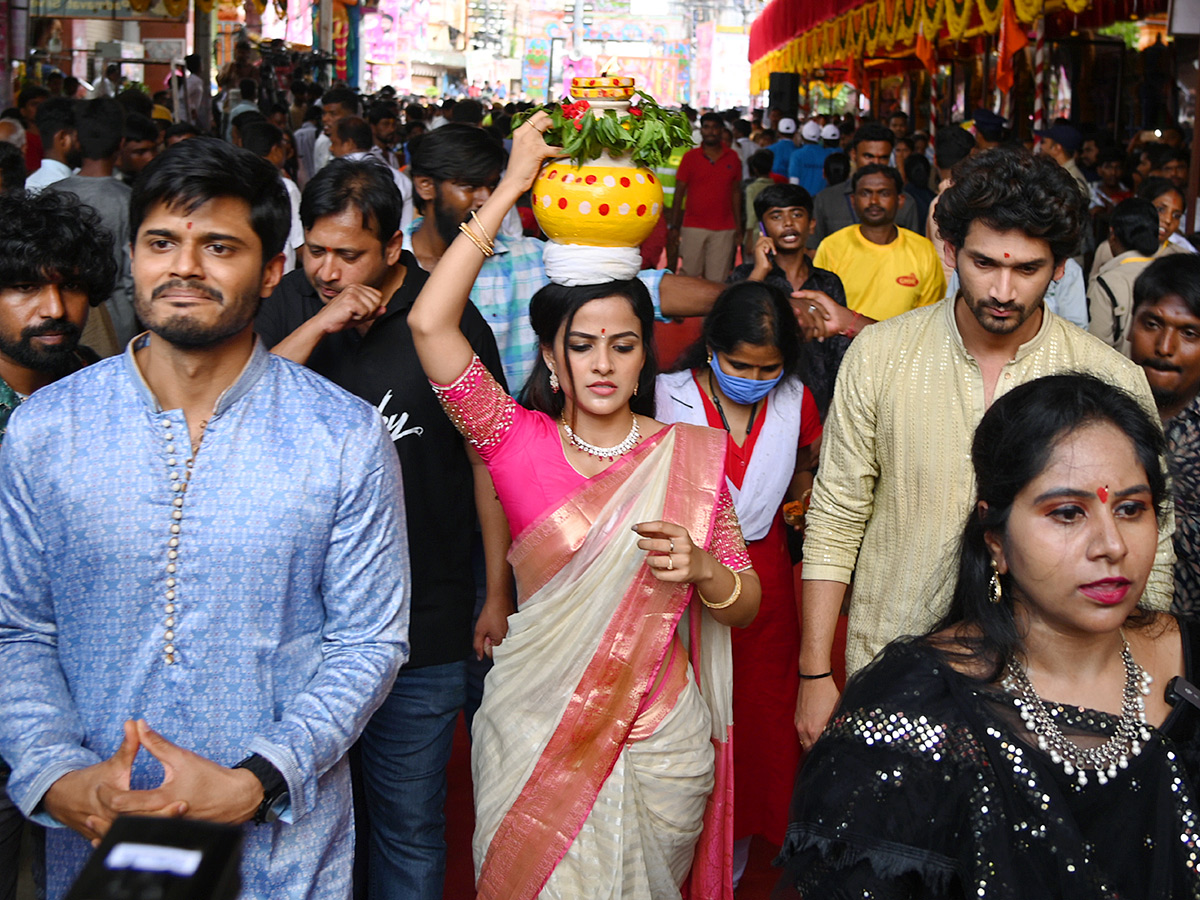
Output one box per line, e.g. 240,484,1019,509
1097,486,1109,503
1003,252,1010,258
186,222,193,230
601,328,606,336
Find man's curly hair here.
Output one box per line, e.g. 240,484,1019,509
933,148,1086,263
0,190,117,306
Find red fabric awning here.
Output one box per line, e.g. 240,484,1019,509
749,0,866,62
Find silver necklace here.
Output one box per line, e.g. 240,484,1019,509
560,412,640,461
160,418,207,667
1001,633,1153,787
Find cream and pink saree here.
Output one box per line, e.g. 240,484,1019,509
471,423,736,900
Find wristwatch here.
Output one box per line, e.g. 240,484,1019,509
233,754,289,825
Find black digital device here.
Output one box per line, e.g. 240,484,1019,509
65,816,241,900
1166,675,1200,711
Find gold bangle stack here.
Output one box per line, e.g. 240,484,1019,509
458,221,494,257
459,211,495,257
470,210,493,245
699,568,742,610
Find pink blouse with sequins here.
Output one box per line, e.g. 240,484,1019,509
431,356,752,570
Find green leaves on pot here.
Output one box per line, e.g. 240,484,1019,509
512,90,691,169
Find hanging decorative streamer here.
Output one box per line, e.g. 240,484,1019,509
1032,13,1046,142
748,0,1115,93
929,67,938,140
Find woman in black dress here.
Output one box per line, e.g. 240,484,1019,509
778,373,1200,900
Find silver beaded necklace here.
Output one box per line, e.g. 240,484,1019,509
1001,633,1153,788
160,417,206,667
560,412,640,461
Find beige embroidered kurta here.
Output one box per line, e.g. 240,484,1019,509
804,298,1174,674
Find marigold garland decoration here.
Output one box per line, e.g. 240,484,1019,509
747,0,1086,92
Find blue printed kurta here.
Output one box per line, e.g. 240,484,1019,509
0,337,411,899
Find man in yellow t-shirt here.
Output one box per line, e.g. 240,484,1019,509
813,164,945,323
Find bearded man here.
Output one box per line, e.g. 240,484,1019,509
794,148,1175,748
0,138,411,899
0,187,115,900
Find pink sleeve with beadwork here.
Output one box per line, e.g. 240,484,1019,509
429,355,516,456
711,484,753,572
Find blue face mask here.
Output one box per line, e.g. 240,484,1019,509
711,357,783,405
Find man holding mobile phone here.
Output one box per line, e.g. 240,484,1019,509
727,183,849,418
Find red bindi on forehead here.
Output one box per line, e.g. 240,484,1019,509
187,222,192,229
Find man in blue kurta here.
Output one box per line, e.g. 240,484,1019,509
0,137,411,899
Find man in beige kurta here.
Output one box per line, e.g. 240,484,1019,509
794,148,1173,746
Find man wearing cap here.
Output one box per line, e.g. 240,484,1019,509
972,109,1007,152
769,117,799,178
1036,123,1089,198
788,120,835,197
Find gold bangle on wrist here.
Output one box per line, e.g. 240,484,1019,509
699,568,742,610
458,221,494,257
470,210,494,246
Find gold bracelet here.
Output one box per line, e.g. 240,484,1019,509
470,209,494,246
699,568,742,610
458,221,494,257
458,222,494,256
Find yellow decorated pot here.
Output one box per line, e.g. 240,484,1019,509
532,159,664,248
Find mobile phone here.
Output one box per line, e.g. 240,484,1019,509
758,222,774,256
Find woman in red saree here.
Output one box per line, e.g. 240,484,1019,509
408,114,761,900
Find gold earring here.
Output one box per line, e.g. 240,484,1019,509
989,559,1003,604
549,371,559,393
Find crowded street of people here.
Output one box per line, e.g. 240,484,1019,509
1,2,1200,897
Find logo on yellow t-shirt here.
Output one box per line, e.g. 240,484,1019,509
896,273,919,287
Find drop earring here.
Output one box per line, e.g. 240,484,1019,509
549,371,559,393
989,559,1003,604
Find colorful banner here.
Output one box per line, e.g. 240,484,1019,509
260,0,314,47
362,0,414,92
521,36,550,99
31,0,186,20
693,23,750,108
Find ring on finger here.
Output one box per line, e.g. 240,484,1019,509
808,305,817,313
667,556,674,571
669,539,675,554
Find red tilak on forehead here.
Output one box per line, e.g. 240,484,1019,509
601,328,606,336
1097,486,1109,503
1003,252,1010,258
187,222,193,229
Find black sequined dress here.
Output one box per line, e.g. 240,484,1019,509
778,618,1200,899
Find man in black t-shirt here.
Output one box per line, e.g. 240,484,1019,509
255,159,510,900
